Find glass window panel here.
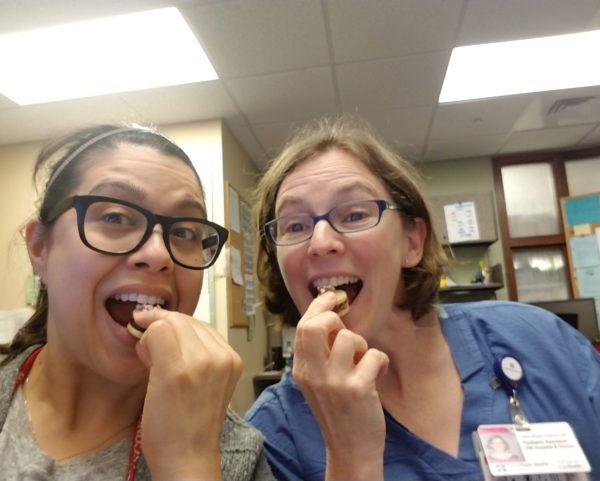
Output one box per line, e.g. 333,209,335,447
565,157,600,196
513,247,569,302
501,163,560,237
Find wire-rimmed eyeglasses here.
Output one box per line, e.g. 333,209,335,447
264,199,401,246
45,195,228,270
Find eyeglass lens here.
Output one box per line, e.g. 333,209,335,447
271,200,383,245
83,200,219,268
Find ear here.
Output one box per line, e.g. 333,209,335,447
23,218,49,282
403,217,427,268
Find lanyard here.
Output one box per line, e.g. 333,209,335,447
12,347,142,481
493,354,530,428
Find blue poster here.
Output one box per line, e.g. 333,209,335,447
564,195,600,226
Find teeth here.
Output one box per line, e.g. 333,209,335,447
313,276,359,290
136,303,161,311
111,293,165,306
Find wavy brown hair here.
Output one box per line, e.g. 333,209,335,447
253,116,447,326
0,124,202,365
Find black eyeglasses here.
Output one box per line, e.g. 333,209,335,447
45,195,228,270
264,199,402,246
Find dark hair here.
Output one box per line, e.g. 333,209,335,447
253,116,447,327
0,124,203,365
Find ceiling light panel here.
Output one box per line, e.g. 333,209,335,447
440,30,600,103
0,8,218,105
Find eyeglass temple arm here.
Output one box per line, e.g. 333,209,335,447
202,234,220,250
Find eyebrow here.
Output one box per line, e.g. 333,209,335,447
89,181,207,216
90,180,146,200
276,182,380,215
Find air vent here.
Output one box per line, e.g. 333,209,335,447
546,96,596,115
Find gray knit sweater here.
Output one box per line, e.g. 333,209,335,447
0,346,274,481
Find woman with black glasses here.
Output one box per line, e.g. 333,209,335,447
245,116,600,480
0,125,273,481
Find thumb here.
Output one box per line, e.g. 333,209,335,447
135,336,152,369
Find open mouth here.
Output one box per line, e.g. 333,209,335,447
310,276,363,305
105,293,166,327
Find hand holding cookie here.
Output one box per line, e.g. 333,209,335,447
132,307,242,479
318,286,350,317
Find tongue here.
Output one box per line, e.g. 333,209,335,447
106,299,137,327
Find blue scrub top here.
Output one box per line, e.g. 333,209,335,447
245,301,600,481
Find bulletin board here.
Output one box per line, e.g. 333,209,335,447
224,181,255,328
560,192,600,322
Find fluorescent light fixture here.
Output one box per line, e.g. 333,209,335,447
440,29,600,103
0,7,218,105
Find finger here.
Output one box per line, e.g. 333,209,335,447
136,318,181,373
327,329,369,371
171,315,242,381
131,304,168,331
145,311,241,386
295,310,345,366
302,290,343,320
355,348,390,380
128,305,164,341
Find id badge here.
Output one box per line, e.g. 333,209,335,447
473,423,590,481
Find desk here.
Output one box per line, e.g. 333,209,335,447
253,370,283,398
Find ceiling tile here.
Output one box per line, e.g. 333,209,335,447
359,108,434,162
424,133,508,162
0,0,31,33
513,86,600,131
457,0,600,46
226,67,338,124
579,124,600,145
120,81,239,125
0,95,141,145
2,0,600,166
430,95,533,140
185,0,328,78
252,120,307,161
500,124,596,154
337,52,448,111
327,0,463,62
0,94,17,110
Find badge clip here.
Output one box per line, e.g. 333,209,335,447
494,354,529,429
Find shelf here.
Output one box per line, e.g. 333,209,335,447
253,370,283,398
443,239,496,248
440,283,503,293
439,282,503,303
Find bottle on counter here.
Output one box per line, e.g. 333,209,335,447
283,340,293,371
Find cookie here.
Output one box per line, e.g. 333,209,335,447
127,319,145,339
318,286,350,317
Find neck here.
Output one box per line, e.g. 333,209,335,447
23,346,144,460
372,307,447,367
373,309,464,456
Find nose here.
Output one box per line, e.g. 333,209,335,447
307,218,344,256
128,225,174,272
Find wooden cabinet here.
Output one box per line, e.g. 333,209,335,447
429,192,503,303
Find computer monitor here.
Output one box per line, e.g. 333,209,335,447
530,298,600,342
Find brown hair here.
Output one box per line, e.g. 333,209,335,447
253,116,447,326
0,124,202,365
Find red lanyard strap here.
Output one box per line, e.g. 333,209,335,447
13,346,42,392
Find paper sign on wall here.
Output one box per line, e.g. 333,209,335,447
444,201,481,243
